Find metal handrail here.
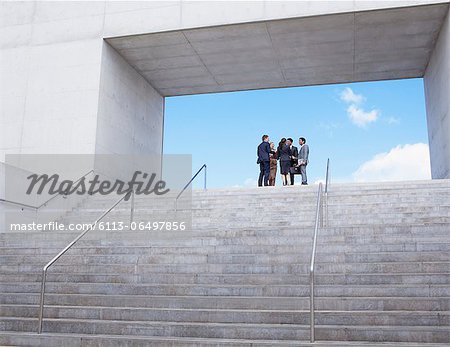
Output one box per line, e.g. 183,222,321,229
0,198,38,210
309,182,323,342
37,189,135,334
324,158,330,227
175,164,207,210
0,169,94,210
35,169,94,209
310,159,330,342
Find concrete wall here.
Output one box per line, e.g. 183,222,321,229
94,42,164,179
1,1,449,177
424,6,450,179
0,1,172,165
0,2,104,161
101,0,448,38
96,42,164,156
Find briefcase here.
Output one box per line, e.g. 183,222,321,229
289,166,301,174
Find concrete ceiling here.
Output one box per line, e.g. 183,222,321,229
106,3,449,97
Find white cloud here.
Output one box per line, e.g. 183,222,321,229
340,87,365,104
340,87,379,128
352,143,431,182
347,104,379,128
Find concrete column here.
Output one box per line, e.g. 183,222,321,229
424,6,450,179
94,42,165,178
95,42,164,157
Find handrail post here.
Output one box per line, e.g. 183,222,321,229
130,189,135,224
324,158,330,227
37,268,47,334
320,198,323,228
310,269,315,342
310,182,323,343
204,164,207,191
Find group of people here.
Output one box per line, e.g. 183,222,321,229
257,135,309,187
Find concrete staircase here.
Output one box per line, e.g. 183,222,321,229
1,179,450,346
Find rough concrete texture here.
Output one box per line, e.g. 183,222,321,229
424,6,450,179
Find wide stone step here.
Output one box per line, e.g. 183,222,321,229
1,305,448,326
60,200,450,213
1,331,449,347
3,293,449,311
1,283,449,297
2,241,450,258
0,283,308,297
2,222,447,233
3,223,450,241
51,217,450,231
2,238,450,256
2,260,450,276
60,210,450,220
1,317,449,342
1,233,449,252
2,238,448,251
2,272,450,285
2,305,307,324
3,231,450,249
343,251,450,262
0,317,310,340
195,192,450,203
84,197,447,211
197,188,450,196
315,324,450,343
58,206,450,225
3,250,450,266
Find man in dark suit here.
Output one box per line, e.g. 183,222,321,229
298,137,309,185
257,134,271,187
287,138,298,185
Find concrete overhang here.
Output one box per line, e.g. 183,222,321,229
106,3,449,97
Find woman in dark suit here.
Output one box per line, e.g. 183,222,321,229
277,138,292,186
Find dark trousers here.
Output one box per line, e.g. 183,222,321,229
290,172,295,185
258,160,270,186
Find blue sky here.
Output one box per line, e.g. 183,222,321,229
163,78,430,188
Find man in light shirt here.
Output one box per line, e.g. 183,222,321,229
298,137,309,185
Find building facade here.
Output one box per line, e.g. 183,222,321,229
1,0,449,178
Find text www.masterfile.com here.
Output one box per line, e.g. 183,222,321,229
9,221,187,232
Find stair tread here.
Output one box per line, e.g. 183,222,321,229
2,179,450,343
1,331,448,346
